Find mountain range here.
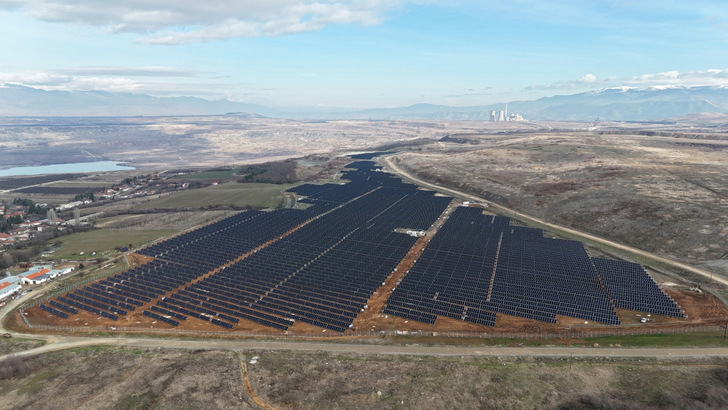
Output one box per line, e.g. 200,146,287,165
1,84,727,121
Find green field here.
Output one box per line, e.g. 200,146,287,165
135,182,294,210
44,181,110,188
51,229,175,260
185,168,241,180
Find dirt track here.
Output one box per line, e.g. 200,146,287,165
4,333,728,362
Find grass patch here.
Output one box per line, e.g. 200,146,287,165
0,338,46,355
581,331,728,348
45,181,110,188
135,182,294,210
52,229,175,260
386,331,728,348
185,168,240,180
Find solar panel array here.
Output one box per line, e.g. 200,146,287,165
348,151,396,159
41,158,684,332
146,182,451,331
592,258,684,318
46,160,453,331
385,206,683,327
44,209,317,326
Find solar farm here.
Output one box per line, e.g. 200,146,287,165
28,159,694,334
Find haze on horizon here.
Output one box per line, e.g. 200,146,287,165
1,0,728,110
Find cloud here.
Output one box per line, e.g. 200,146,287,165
580,74,596,83
0,67,235,96
623,68,728,87
56,66,206,77
524,73,600,91
525,68,728,93
0,0,405,44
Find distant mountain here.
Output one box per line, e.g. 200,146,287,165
1,83,727,121
321,87,728,122
0,84,279,117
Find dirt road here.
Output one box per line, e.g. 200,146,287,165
380,156,728,288
4,332,728,361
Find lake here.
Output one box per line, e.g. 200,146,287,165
0,161,135,177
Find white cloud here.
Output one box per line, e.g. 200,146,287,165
525,68,728,92
623,68,728,87
57,66,206,77
0,67,235,96
580,73,596,83
0,0,404,44
524,73,601,91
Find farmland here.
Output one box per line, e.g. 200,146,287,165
133,182,295,210
50,229,175,261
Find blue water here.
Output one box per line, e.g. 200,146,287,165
0,161,134,177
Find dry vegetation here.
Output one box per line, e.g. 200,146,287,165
0,347,250,409
394,131,728,278
3,346,728,409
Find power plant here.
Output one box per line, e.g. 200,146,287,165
490,103,524,122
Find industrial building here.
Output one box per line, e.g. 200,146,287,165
0,280,22,300
490,103,525,122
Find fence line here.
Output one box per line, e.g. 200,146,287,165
21,264,125,311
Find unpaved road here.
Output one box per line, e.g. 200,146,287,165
380,155,728,288
4,333,728,361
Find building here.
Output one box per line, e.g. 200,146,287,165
21,268,52,285
18,265,74,285
0,233,14,245
0,281,22,300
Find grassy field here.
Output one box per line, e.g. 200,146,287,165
135,182,295,210
51,229,175,260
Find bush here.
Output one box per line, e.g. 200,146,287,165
0,355,29,380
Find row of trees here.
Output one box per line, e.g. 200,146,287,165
11,198,47,215
237,159,299,184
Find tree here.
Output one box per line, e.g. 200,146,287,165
2,252,14,268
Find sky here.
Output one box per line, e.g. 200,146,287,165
1,0,728,109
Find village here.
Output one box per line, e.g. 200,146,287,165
0,170,210,295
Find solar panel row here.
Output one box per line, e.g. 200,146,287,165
385,205,684,327
593,258,684,318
